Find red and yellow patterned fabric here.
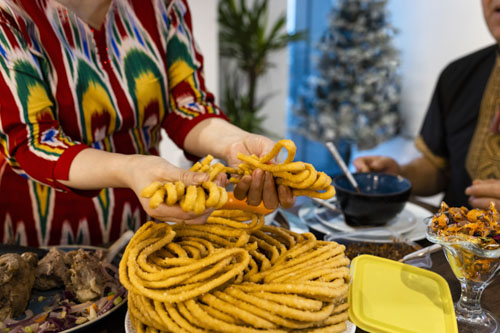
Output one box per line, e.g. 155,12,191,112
0,0,227,246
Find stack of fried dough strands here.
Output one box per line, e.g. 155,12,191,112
127,139,347,332
120,219,350,333
140,140,336,213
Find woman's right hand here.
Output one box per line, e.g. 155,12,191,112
125,154,227,224
352,155,401,174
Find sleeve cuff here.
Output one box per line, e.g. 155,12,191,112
164,113,230,161
415,135,448,170
53,144,100,197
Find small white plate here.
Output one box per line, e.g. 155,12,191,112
301,202,431,242
313,205,417,237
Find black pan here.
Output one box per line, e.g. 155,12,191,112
0,243,49,258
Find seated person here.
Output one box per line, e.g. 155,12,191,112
354,0,500,209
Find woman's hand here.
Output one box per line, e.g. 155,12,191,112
466,179,500,209
224,134,295,210
183,118,295,210
126,154,227,224
62,148,228,223
353,155,401,174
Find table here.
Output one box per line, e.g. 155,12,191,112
83,250,500,333
85,200,500,333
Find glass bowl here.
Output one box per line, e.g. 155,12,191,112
424,217,500,333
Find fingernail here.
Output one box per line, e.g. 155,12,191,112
465,186,472,194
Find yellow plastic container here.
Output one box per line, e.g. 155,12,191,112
349,255,458,333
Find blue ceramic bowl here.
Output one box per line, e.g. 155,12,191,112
332,172,412,227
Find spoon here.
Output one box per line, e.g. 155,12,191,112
311,197,339,212
325,229,401,242
325,141,360,192
399,244,442,263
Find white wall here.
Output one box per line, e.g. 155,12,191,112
189,0,219,100
159,0,219,167
389,0,493,137
259,1,289,139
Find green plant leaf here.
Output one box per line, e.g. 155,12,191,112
218,0,306,133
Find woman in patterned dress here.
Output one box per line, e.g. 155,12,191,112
0,0,295,246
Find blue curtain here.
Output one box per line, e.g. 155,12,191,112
287,0,350,177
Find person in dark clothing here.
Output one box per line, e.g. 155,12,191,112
354,0,500,209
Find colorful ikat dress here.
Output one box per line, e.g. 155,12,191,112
0,0,227,246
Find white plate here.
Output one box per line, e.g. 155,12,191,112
125,311,133,333
125,311,356,333
301,202,432,242
314,205,417,237
344,320,356,333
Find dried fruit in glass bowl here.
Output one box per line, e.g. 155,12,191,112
429,201,500,250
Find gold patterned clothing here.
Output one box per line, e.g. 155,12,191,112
465,55,500,180
416,44,499,207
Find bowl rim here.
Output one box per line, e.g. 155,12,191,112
332,172,412,197
423,216,500,258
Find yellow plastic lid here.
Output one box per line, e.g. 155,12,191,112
349,255,458,333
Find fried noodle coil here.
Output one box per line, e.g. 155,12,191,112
122,215,350,332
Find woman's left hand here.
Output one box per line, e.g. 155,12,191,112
465,179,500,209
224,134,295,210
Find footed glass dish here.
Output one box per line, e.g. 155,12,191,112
425,217,500,333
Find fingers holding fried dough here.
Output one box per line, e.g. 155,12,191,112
141,139,334,220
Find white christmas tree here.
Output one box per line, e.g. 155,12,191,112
294,0,401,150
